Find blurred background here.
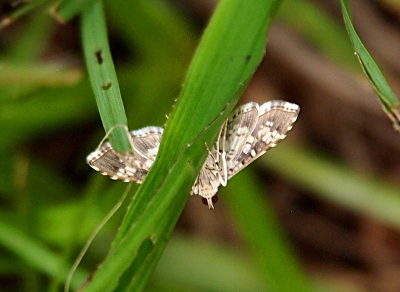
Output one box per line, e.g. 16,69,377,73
1,0,400,291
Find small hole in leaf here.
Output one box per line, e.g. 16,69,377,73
95,50,103,64
101,82,112,90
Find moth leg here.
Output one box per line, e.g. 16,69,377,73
204,143,219,165
202,119,228,186
218,119,228,186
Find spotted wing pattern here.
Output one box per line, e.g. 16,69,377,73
86,127,163,183
86,100,299,209
191,100,300,208
225,100,300,179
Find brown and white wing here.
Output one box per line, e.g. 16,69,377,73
224,102,260,167
226,100,300,179
130,126,163,171
86,126,163,183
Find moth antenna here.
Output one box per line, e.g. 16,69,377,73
96,124,130,150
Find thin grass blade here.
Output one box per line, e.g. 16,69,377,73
341,0,400,132
81,1,130,152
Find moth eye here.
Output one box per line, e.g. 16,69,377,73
212,195,219,204
201,195,218,206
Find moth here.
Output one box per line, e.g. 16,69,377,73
87,100,300,208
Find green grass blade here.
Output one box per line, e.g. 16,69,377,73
152,235,345,291
0,63,82,87
341,0,400,131
81,1,130,152
0,221,89,291
277,0,358,70
225,170,314,291
81,0,275,290
0,83,94,149
265,143,400,229
0,0,49,29
151,235,266,291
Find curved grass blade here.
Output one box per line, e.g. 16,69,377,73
81,1,130,153
278,0,358,70
225,170,314,292
265,143,400,229
341,0,400,132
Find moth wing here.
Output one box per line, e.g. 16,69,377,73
87,126,163,183
86,141,148,183
130,126,163,170
224,102,260,171
227,100,299,179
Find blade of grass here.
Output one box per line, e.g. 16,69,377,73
341,0,400,132
0,82,95,149
277,0,358,71
0,0,49,29
264,143,400,229
0,63,82,87
81,0,275,290
0,221,89,291
151,234,266,291
225,169,314,292
81,1,130,152
152,234,346,292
